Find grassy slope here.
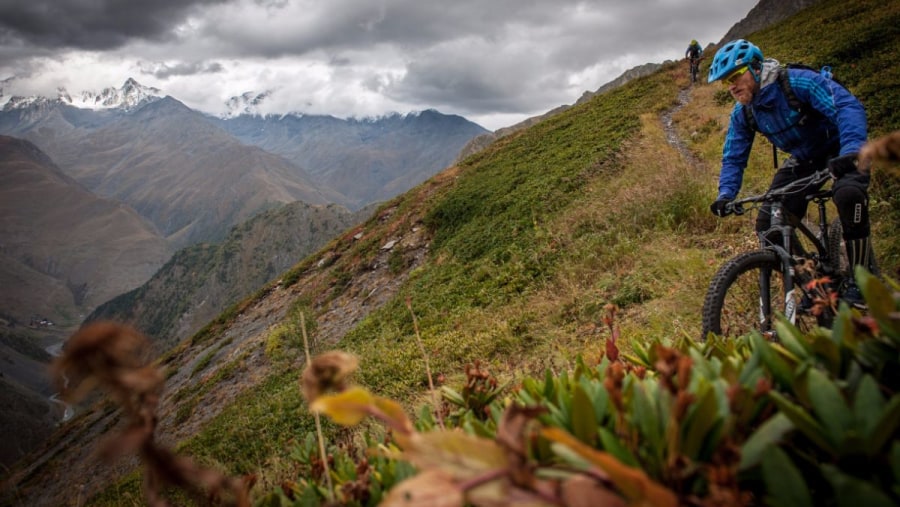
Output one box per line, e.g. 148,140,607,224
86,0,900,502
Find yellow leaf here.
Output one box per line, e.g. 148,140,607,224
374,395,415,439
403,430,508,480
309,386,373,425
541,427,677,507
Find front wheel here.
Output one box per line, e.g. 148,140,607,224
701,250,828,340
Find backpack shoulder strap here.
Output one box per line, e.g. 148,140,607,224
776,67,805,112
741,65,790,133
740,65,821,133
741,103,758,132
740,103,777,168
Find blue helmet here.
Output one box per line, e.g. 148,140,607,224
707,39,763,83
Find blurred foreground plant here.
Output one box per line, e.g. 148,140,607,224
52,322,254,506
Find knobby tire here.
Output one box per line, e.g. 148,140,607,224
826,218,880,277
701,250,828,341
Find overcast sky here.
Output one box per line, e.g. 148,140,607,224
0,0,757,131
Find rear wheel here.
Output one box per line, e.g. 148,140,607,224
701,250,827,340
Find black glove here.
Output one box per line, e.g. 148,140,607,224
710,198,733,217
828,153,859,179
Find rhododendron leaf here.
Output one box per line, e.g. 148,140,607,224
857,267,899,337
542,427,677,507
768,391,834,453
762,447,813,507
572,384,598,446
740,413,794,470
373,395,414,436
309,386,373,426
402,430,508,480
806,368,851,448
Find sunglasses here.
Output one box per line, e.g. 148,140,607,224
722,66,750,86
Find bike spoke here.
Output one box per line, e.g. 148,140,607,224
702,250,824,340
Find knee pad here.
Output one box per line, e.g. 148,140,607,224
833,185,870,240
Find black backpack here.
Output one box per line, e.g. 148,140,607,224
742,63,844,167
742,63,842,133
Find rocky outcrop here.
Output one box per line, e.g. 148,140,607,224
720,0,823,43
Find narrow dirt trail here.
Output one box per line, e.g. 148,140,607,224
660,86,704,167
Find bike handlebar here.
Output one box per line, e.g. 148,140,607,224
724,169,833,216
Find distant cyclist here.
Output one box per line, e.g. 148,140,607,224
686,39,703,60
706,39,872,307
686,40,703,82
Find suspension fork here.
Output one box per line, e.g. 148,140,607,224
812,195,832,263
757,202,797,330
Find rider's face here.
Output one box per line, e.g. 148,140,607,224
727,68,758,106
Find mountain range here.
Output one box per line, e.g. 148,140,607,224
0,136,173,326
0,79,487,320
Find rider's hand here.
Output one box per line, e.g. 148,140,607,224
828,152,859,179
710,198,733,217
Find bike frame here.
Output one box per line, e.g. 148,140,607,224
729,170,836,330
689,58,700,82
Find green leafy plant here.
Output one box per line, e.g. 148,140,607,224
440,360,507,424
290,269,899,506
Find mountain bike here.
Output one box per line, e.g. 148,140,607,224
689,57,701,84
700,169,876,341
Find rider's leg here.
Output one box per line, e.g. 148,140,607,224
755,158,822,247
832,171,871,306
834,171,872,307
833,171,871,264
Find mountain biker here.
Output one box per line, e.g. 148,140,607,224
686,40,703,80
686,39,703,60
706,39,871,307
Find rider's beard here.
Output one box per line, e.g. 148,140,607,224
730,84,755,106
729,74,758,106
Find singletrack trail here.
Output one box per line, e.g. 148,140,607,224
660,86,704,167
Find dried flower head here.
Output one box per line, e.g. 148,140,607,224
301,351,359,402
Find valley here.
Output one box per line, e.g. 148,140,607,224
0,96,486,473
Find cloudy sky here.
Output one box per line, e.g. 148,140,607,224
0,0,757,131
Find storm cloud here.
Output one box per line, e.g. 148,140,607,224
0,0,229,49
0,0,757,130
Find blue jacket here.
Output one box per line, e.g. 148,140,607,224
717,59,868,200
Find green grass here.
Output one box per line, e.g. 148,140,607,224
177,368,318,475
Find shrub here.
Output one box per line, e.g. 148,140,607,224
293,269,900,506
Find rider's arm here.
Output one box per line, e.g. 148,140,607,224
718,106,755,200
788,70,868,155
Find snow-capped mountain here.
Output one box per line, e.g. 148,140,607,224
1,78,163,112
222,90,271,118
74,78,162,110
